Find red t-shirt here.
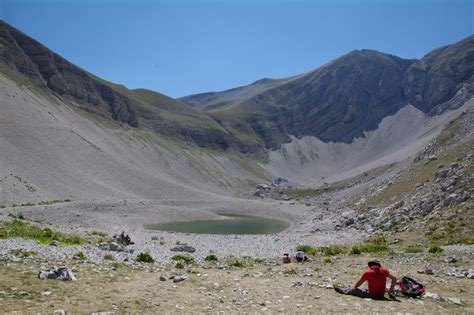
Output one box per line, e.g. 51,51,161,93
360,267,391,297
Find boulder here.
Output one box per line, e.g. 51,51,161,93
467,270,474,279
424,292,445,302
172,275,188,283
345,218,355,226
444,256,457,264
272,177,289,188
38,267,77,281
170,245,196,253
435,169,449,179
98,242,132,253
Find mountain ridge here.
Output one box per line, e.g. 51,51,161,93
1,19,472,154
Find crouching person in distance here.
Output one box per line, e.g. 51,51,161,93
335,260,397,300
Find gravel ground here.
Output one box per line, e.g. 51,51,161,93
0,195,363,264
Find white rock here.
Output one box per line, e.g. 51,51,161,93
424,292,445,302
448,297,462,305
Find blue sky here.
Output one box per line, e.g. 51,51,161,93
1,0,472,97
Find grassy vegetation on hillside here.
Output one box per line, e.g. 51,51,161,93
297,235,389,257
0,219,85,245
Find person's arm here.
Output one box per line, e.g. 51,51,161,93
388,274,397,293
354,274,366,289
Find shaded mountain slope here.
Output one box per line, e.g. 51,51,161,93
0,20,240,151
0,73,272,205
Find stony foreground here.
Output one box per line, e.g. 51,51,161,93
1,247,472,314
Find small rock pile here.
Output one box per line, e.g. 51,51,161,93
253,177,295,200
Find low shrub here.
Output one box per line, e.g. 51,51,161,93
204,254,218,262
91,230,108,237
73,251,87,260
171,255,194,264
10,248,36,258
135,251,155,263
428,244,443,254
283,268,297,275
103,254,115,261
112,262,124,268
228,258,244,267
350,246,362,255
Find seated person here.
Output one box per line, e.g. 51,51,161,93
335,260,396,299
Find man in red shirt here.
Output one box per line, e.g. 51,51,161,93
335,260,397,299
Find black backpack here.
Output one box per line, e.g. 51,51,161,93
399,276,425,298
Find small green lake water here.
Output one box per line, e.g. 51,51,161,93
145,214,289,235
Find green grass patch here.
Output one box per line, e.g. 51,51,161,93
296,244,317,256
0,219,85,245
112,262,124,269
297,244,346,256
357,235,389,253
37,199,72,206
319,246,346,256
171,255,194,265
91,230,108,237
404,245,425,254
20,202,35,207
10,248,36,258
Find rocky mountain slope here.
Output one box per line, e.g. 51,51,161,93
184,36,473,149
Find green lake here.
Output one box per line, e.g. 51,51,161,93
145,214,289,235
